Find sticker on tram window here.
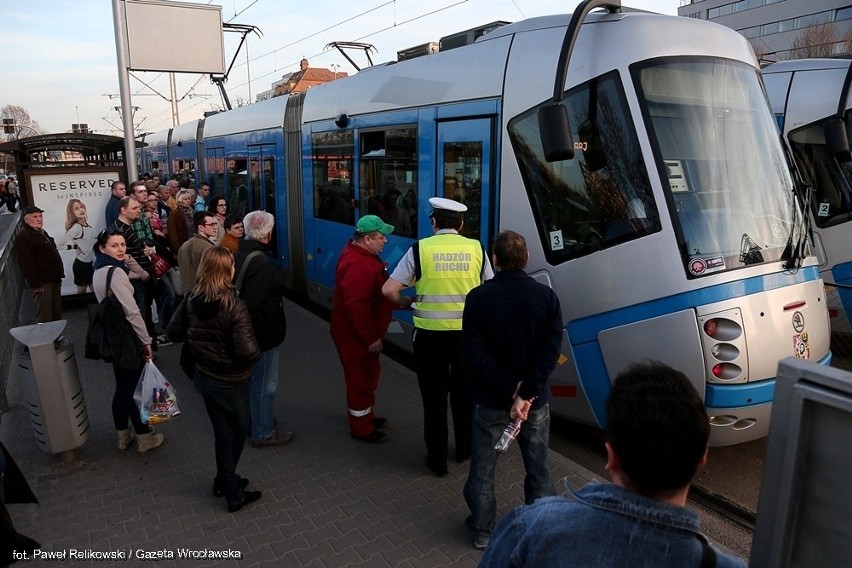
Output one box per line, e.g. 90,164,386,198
818,202,831,217
688,256,725,276
550,230,565,251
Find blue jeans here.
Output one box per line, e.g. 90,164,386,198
250,346,280,441
463,404,554,541
194,374,250,506
156,271,177,329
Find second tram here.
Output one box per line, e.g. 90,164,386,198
763,58,852,333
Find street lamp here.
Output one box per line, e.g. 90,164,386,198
2,119,41,137
330,63,340,80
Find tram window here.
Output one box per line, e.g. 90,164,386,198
312,131,355,225
790,122,852,229
206,148,225,198
358,127,418,237
227,158,249,217
507,71,659,265
442,142,482,241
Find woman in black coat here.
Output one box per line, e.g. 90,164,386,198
167,246,261,512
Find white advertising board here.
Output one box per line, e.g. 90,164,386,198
125,0,225,74
29,170,122,296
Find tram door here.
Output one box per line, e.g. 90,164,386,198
435,119,494,250
248,144,279,260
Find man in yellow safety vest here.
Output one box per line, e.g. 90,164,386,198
382,197,493,477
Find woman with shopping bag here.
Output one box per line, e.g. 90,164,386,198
92,229,165,454
167,246,261,512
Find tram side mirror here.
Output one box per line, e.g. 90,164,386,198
579,119,607,172
824,118,851,163
539,103,575,162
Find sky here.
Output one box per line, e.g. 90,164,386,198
0,0,678,136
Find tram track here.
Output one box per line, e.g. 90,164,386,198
689,484,756,532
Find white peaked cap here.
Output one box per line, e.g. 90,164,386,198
428,197,467,213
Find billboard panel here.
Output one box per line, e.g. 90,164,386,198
125,0,225,74
26,169,122,296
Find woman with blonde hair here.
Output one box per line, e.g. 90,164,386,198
167,189,194,255
58,198,96,294
167,246,262,512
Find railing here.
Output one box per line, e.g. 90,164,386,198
0,212,23,418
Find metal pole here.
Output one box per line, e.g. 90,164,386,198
170,73,179,126
246,38,252,103
111,0,138,181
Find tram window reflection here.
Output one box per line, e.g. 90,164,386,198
507,70,659,265
790,122,852,229
358,126,418,236
312,130,355,226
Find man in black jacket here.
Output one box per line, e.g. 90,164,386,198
461,230,563,550
234,211,293,448
16,206,65,323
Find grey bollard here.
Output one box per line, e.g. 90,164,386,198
9,320,90,461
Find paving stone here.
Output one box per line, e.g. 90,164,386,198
1,299,600,565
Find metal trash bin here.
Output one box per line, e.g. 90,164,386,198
9,320,90,457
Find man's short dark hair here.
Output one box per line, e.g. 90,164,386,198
224,214,243,231
193,211,213,231
431,212,463,231
606,361,709,495
492,230,528,271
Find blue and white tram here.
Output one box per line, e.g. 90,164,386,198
144,2,831,445
169,119,204,180
138,128,170,178
763,58,852,332
200,95,293,286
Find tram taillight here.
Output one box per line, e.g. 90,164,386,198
704,319,717,337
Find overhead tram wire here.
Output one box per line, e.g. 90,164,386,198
223,0,470,95
116,0,473,128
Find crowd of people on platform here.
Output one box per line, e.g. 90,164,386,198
14,171,287,514
11,178,745,565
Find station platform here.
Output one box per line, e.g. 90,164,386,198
2,298,603,567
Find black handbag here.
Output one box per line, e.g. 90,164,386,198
85,266,144,370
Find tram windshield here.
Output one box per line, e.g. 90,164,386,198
788,117,852,229
636,58,800,277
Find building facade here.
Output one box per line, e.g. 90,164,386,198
678,0,852,62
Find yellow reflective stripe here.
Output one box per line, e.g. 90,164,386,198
348,407,372,417
413,309,464,319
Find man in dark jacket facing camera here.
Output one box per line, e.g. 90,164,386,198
234,211,292,448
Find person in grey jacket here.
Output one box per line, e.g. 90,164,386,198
168,246,262,512
92,229,163,454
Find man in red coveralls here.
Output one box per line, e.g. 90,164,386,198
331,215,409,443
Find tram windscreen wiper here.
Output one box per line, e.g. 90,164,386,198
740,233,764,265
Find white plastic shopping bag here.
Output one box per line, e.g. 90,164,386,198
134,361,181,425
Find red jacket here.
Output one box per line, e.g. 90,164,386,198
330,241,396,348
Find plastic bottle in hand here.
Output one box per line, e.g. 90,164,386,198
495,417,523,453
